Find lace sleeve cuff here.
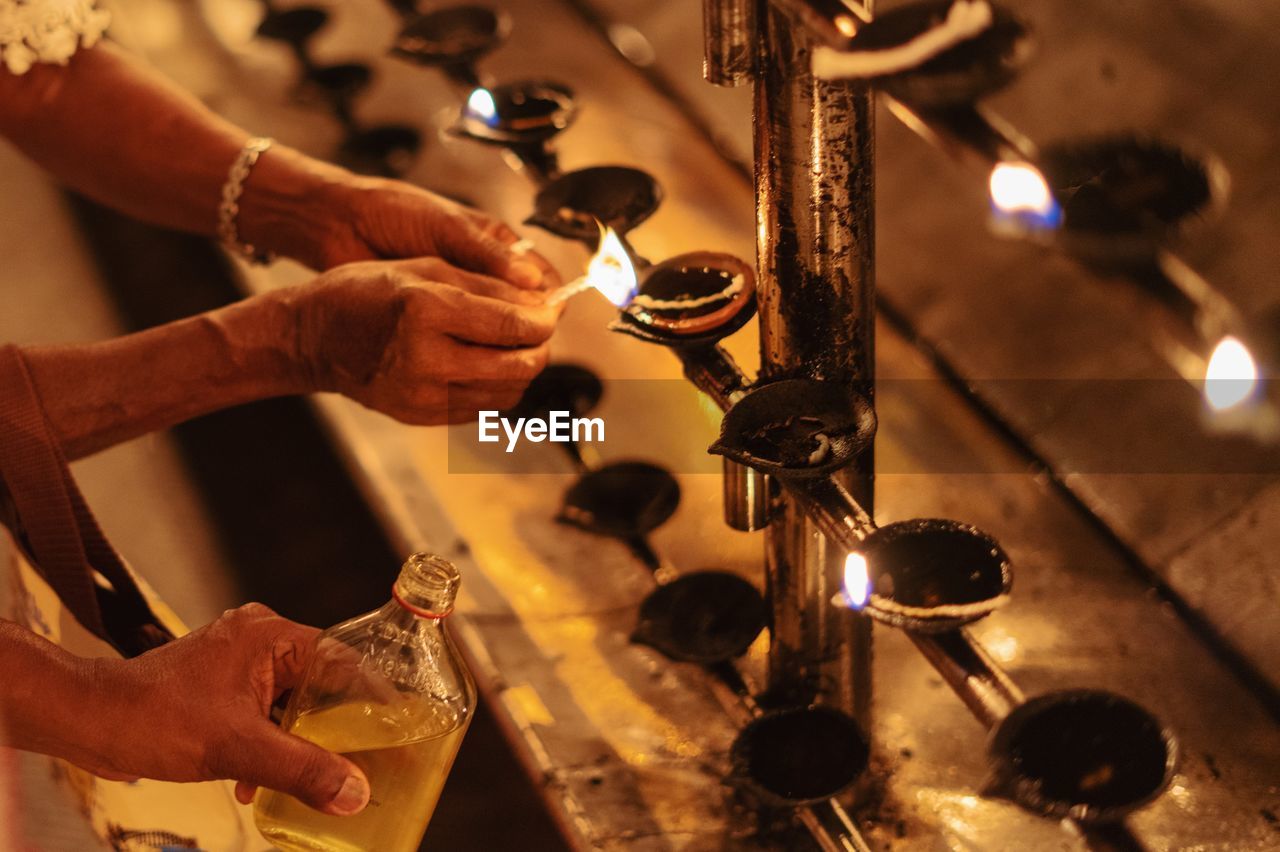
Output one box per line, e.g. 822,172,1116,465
0,0,111,76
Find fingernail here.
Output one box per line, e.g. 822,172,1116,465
331,774,370,815
508,260,543,286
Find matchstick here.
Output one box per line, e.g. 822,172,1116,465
547,276,593,305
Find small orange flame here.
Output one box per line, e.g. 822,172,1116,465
587,225,639,307
466,87,498,126
841,552,871,610
834,14,859,38
1204,335,1259,411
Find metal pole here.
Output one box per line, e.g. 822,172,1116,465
908,630,1025,729
753,0,876,726
703,0,757,87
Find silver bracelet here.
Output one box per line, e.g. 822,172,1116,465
218,136,275,264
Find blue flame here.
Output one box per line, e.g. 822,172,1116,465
466,87,499,128
988,162,1063,231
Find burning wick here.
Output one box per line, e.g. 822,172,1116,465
548,225,639,307
833,15,859,38
547,279,595,305
834,552,871,610
1203,335,1259,412
989,162,1062,229
466,87,499,127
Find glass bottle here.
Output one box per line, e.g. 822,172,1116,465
254,553,477,852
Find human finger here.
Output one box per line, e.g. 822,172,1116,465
394,260,547,306
440,218,546,289
217,721,369,817
441,339,552,383
426,290,559,348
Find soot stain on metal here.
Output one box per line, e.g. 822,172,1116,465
711,379,875,478
731,706,870,805
392,5,510,67
459,81,577,145
632,572,767,664
991,690,1176,821
506,364,603,422
867,521,1009,609
558,462,681,540
528,167,662,242
1042,137,1214,236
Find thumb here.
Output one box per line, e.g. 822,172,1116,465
226,721,370,816
444,224,544,289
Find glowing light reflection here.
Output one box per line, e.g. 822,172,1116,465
1204,335,1259,412
841,552,871,610
466,87,498,127
983,626,1021,664
587,226,639,307
989,161,1062,229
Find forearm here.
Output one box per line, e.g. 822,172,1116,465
0,621,100,762
22,292,310,459
0,42,346,266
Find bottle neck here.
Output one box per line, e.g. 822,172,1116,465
391,585,453,620
392,552,461,620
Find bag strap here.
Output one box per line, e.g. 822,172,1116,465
0,344,173,657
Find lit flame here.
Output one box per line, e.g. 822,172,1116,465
1204,335,1259,411
841,552,871,610
586,225,639,307
466,87,498,127
989,161,1061,229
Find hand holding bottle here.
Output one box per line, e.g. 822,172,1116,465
84,604,372,816
254,553,477,852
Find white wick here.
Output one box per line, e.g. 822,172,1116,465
629,276,745,311
547,276,594,305
813,0,994,80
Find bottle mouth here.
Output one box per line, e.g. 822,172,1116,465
391,585,454,619
392,552,461,618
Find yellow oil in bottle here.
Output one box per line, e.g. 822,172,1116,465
254,553,476,852
254,699,469,852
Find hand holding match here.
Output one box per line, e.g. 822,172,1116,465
504,237,594,304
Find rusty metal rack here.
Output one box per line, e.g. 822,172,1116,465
372,1,1217,849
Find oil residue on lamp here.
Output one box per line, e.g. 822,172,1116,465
1203,335,1259,412
612,251,758,345
837,552,872,610
989,161,1062,230
812,0,993,80
466,87,499,127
